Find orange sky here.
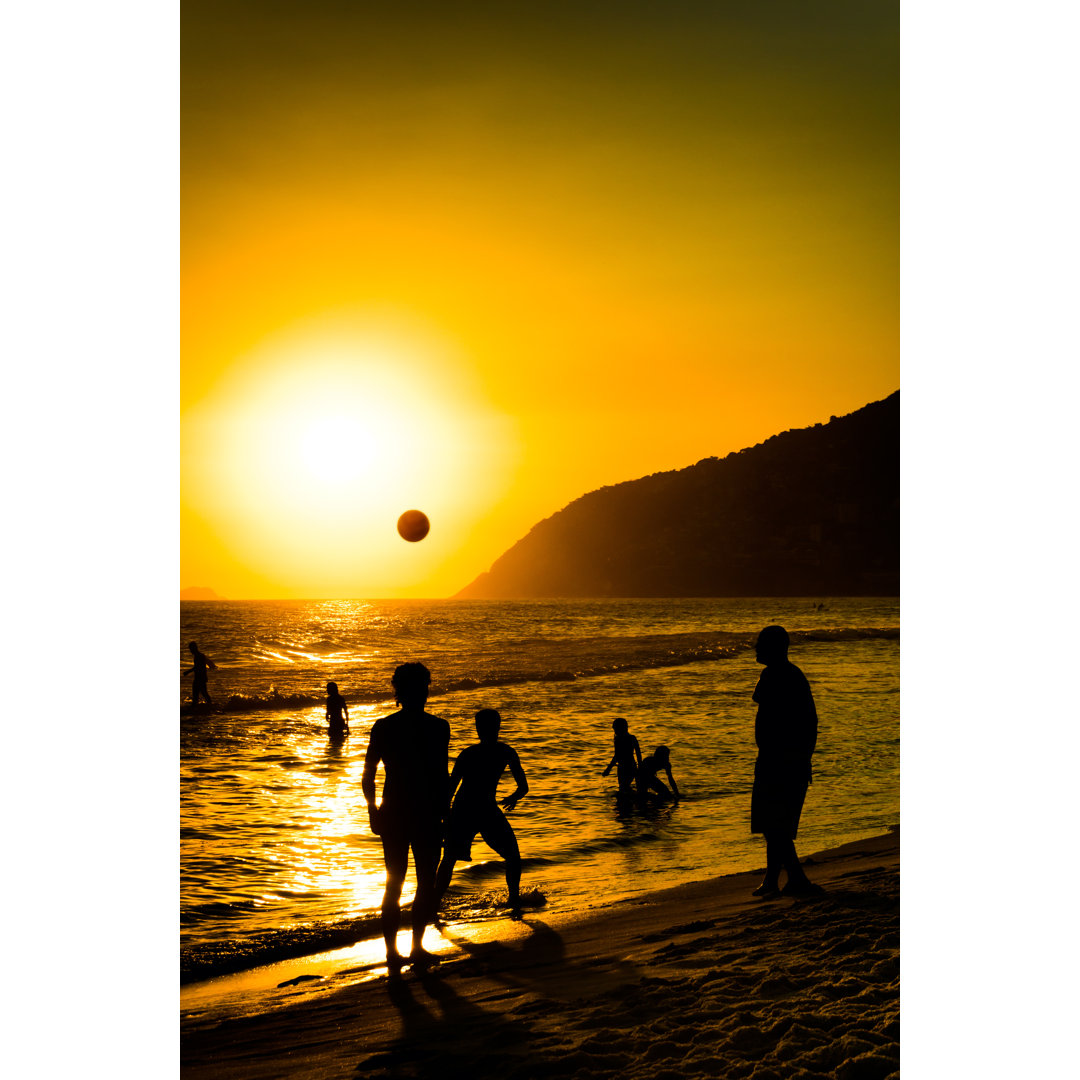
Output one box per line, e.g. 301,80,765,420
182,1,898,599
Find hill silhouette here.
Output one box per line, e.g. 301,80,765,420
181,587,226,601
457,392,898,598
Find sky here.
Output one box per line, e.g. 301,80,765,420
182,0,898,599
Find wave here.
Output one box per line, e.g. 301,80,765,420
180,913,385,984
180,627,898,716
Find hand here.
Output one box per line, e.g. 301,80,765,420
367,803,383,836
500,794,519,813
602,766,610,776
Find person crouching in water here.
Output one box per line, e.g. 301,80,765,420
602,717,642,796
637,745,680,802
435,708,529,912
325,681,349,740
750,625,823,898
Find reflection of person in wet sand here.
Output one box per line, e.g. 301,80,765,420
362,662,450,971
602,717,642,796
750,625,823,898
325,681,349,739
637,745,679,801
435,709,529,911
183,642,216,706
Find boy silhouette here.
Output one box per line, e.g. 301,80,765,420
435,709,529,911
750,625,823,898
183,642,216,706
602,717,642,796
362,662,450,970
637,745,680,802
325,681,349,740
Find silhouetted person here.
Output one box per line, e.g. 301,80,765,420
362,662,450,971
325,681,349,740
637,745,679,801
183,641,216,706
602,717,642,796
750,625,823,898
435,709,529,911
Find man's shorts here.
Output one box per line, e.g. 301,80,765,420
444,801,516,862
375,806,443,870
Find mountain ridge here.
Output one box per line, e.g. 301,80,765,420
456,392,899,598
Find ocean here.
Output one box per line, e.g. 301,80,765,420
180,598,898,983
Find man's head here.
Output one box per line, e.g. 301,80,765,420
654,745,670,764
613,717,629,734
755,625,790,665
392,662,432,708
475,708,501,742
326,681,338,695
189,642,198,653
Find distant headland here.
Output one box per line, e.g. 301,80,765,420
181,586,227,601
456,392,899,599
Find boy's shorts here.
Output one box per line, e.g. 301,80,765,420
444,802,516,862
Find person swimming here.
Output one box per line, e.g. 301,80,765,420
325,681,349,739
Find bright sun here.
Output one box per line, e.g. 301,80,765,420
182,315,516,593
296,414,381,486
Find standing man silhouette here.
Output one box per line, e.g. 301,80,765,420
750,625,823,898
362,662,450,970
184,642,216,707
435,708,529,911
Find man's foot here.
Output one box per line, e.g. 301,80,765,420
752,881,781,898
385,950,405,976
407,947,440,971
781,880,825,898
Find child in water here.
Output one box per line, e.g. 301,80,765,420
325,681,349,739
602,717,642,796
637,745,680,802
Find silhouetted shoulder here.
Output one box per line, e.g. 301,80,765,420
753,661,812,704
426,711,451,740
455,744,483,766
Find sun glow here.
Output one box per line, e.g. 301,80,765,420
181,315,517,596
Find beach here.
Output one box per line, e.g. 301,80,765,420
181,828,898,1079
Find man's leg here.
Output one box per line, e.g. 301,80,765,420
754,833,783,895
777,836,810,887
482,812,522,906
380,835,409,965
434,852,457,903
409,831,441,961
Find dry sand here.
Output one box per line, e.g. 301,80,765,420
181,829,899,1079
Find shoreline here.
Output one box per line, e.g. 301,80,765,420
182,827,899,1079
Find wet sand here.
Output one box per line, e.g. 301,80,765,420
181,829,899,1079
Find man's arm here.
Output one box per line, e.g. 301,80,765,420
361,724,381,830
447,751,466,804
602,751,617,776
632,736,642,765
500,746,528,812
